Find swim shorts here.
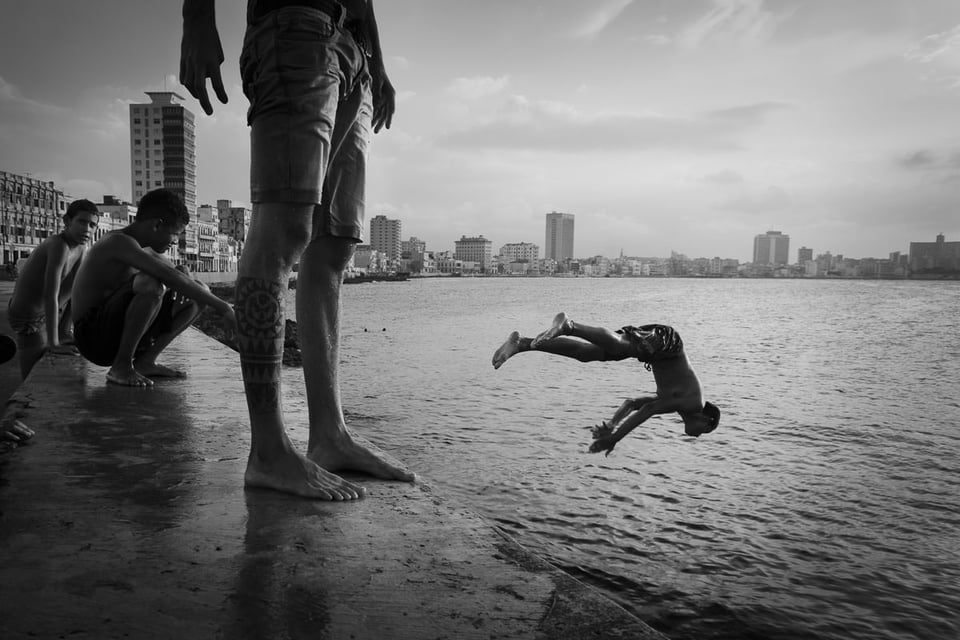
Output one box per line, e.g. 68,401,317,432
241,5,372,241
73,278,176,367
7,301,45,338
617,324,684,364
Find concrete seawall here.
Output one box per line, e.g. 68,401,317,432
0,295,666,638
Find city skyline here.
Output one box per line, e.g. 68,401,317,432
1,1,959,262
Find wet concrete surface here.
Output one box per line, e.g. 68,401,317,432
0,287,666,639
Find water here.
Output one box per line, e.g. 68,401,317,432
283,277,960,640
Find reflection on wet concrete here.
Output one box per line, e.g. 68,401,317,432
0,329,665,639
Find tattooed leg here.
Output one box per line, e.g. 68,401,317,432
235,203,366,500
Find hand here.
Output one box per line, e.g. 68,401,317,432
589,436,618,456
220,306,237,334
371,68,395,133
179,13,228,115
1,419,35,444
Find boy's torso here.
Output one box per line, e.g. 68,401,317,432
71,231,140,319
9,236,83,316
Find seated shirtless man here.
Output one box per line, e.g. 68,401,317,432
492,312,720,455
71,188,236,386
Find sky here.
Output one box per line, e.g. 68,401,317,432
2,0,959,262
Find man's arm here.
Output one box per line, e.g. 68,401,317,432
364,1,395,133
180,0,228,115
41,241,69,348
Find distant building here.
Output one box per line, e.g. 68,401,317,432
0,170,67,265
454,235,493,272
797,246,813,265
216,199,250,259
370,214,402,261
499,242,539,263
753,230,790,265
545,212,575,262
129,92,197,214
910,233,960,273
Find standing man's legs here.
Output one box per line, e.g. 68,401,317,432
236,205,367,500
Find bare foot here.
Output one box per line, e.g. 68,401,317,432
492,331,520,369
1,419,34,444
106,366,154,387
245,447,368,500
309,434,416,483
531,312,572,348
136,362,187,379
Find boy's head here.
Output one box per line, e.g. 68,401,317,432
681,401,721,437
136,189,189,253
63,199,100,245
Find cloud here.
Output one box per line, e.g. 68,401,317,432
435,97,785,153
905,24,960,89
714,184,792,214
701,169,744,184
678,0,792,49
445,75,510,100
571,0,634,40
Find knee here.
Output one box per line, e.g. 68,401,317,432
308,236,355,272
132,273,165,299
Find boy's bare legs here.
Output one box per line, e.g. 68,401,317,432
237,204,367,500
298,235,415,481
132,298,201,379
16,332,46,380
494,312,632,368
107,275,165,387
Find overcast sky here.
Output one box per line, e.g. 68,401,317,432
1,0,959,261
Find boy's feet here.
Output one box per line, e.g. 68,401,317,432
492,331,520,369
136,362,187,379
531,312,572,348
106,366,154,387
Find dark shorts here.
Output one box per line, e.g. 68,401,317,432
74,279,176,367
617,324,684,363
241,6,372,241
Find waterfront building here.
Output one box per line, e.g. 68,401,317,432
216,199,251,259
544,212,575,262
753,230,790,265
0,170,67,265
454,235,493,272
499,242,539,263
370,214,402,262
910,234,960,273
129,92,197,215
797,246,813,265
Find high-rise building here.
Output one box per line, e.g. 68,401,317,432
797,246,813,265
545,212,575,262
454,235,493,271
129,92,196,213
370,214,402,261
910,233,960,272
753,230,790,265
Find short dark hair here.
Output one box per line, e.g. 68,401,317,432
65,199,99,220
702,401,721,432
136,189,190,227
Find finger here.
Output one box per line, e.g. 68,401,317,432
210,69,229,106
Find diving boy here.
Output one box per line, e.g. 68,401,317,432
71,188,236,387
8,198,100,378
492,312,720,455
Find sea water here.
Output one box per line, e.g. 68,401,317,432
283,277,960,640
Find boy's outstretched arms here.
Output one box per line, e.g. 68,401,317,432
589,396,671,455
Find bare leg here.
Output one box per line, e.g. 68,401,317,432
237,204,367,500
134,299,200,378
492,331,520,369
531,312,573,347
298,235,414,482
533,312,634,358
107,275,164,387
15,332,46,380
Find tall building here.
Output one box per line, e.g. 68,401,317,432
216,199,251,258
753,230,790,265
370,214,402,261
797,246,813,265
545,212,575,262
129,92,196,213
454,235,493,271
0,170,66,265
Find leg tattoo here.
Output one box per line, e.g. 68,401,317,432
236,277,285,415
